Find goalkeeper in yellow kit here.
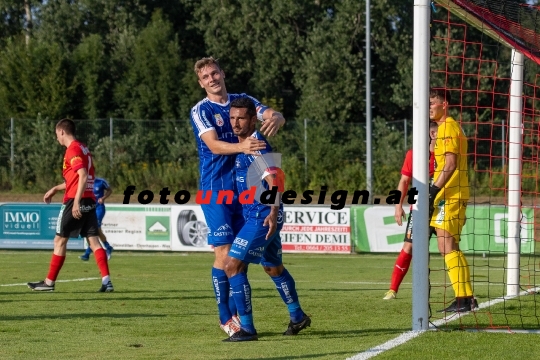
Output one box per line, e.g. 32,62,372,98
428,88,478,313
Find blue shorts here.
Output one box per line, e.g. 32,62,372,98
229,209,284,267
96,204,106,228
201,192,244,247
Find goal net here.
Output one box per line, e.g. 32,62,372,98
428,0,540,331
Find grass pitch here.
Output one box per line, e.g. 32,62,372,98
1,251,539,360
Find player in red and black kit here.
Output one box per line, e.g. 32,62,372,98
383,121,438,300
27,119,114,292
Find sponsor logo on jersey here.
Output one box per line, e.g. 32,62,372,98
435,200,446,225
215,113,224,126
80,204,97,213
214,224,232,236
214,229,233,237
248,246,264,257
248,246,264,258
277,210,284,224
86,179,95,191
216,224,231,231
248,249,263,258
233,237,249,248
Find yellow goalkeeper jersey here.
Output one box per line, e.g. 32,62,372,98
433,116,470,201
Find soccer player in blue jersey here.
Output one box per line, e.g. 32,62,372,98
79,177,114,261
222,97,310,342
190,57,286,337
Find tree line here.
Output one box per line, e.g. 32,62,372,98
0,0,537,197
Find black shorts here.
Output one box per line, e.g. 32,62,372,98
56,198,99,238
403,212,436,243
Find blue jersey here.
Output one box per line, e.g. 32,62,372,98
235,131,281,217
189,93,268,191
93,178,110,201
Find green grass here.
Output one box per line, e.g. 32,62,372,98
0,251,539,360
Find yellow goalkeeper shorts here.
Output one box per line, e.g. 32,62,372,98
429,199,467,243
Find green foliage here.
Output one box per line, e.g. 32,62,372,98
114,160,199,193
294,0,364,125
191,0,327,107
0,39,75,119
0,1,538,196
372,117,407,193
114,10,185,120
73,34,109,119
0,0,28,46
9,116,64,192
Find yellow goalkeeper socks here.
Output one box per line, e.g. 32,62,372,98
458,251,474,297
444,251,460,296
444,250,473,298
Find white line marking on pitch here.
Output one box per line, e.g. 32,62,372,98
339,281,498,286
0,277,99,287
345,286,540,360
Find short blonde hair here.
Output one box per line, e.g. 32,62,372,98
194,57,221,75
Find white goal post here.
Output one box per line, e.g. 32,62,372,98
411,0,431,331
412,0,526,330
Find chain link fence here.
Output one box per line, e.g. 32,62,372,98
0,117,412,195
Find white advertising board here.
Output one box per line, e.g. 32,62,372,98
100,204,351,254
101,205,172,251
280,206,351,253
170,205,213,252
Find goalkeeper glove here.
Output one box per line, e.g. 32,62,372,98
429,185,441,217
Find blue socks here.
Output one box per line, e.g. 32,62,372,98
271,269,305,323
211,267,233,325
228,265,248,316
228,286,237,317
229,272,256,333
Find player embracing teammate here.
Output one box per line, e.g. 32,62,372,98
189,57,311,341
